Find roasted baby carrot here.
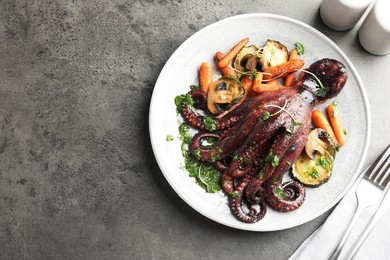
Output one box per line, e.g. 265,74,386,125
284,49,299,87
252,72,263,90
263,59,305,80
199,62,213,92
311,110,339,148
241,75,253,99
218,38,249,68
214,52,237,77
326,103,346,147
252,83,284,93
265,79,278,85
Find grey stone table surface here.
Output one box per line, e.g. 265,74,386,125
0,0,389,259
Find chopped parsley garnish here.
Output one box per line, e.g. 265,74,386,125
262,111,271,121
230,191,239,198
174,94,194,112
258,171,264,179
292,121,302,126
309,167,320,179
271,156,279,167
295,42,305,55
316,84,330,97
343,128,348,135
193,149,202,160
166,134,174,141
178,123,192,144
190,84,200,90
178,122,221,193
266,152,279,167
274,188,285,199
317,157,331,169
203,116,218,131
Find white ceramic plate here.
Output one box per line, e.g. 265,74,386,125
149,14,370,231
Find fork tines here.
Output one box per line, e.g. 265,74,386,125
366,145,390,189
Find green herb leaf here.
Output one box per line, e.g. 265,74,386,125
166,134,174,141
174,94,194,112
292,121,302,126
318,157,331,169
258,171,264,179
190,85,200,90
271,155,279,167
295,42,305,55
193,149,201,160
177,122,221,193
230,191,239,198
203,116,218,131
265,152,279,168
309,167,320,179
262,111,271,121
274,188,285,199
316,87,328,97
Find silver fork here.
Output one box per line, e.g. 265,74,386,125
329,144,390,260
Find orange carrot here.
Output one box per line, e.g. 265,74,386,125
289,49,298,59
199,62,213,92
295,70,305,83
263,59,305,80
252,83,284,93
265,79,278,85
326,103,346,147
218,38,249,68
241,75,253,99
252,72,263,90
284,49,299,87
311,110,339,148
214,52,237,77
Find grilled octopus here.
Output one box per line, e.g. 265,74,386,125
180,58,347,223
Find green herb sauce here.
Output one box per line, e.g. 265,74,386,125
178,122,221,193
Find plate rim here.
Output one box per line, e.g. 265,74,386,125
149,13,371,231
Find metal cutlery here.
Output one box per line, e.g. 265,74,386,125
329,145,390,260
344,147,390,259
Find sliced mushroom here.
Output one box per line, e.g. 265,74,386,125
215,90,233,103
233,45,269,73
207,77,245,114
305,128,333,160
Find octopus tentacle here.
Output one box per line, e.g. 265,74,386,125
189,132,220,162
189,89,207,110
229,175,267,223
266,180,305,212
228,116,281,178
181,105,242,131
245,178,266,205
221,171,234,195
264,126,310,212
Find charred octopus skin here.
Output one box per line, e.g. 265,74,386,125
180,58,347,223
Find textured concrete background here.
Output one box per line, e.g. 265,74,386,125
0,0,389,259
